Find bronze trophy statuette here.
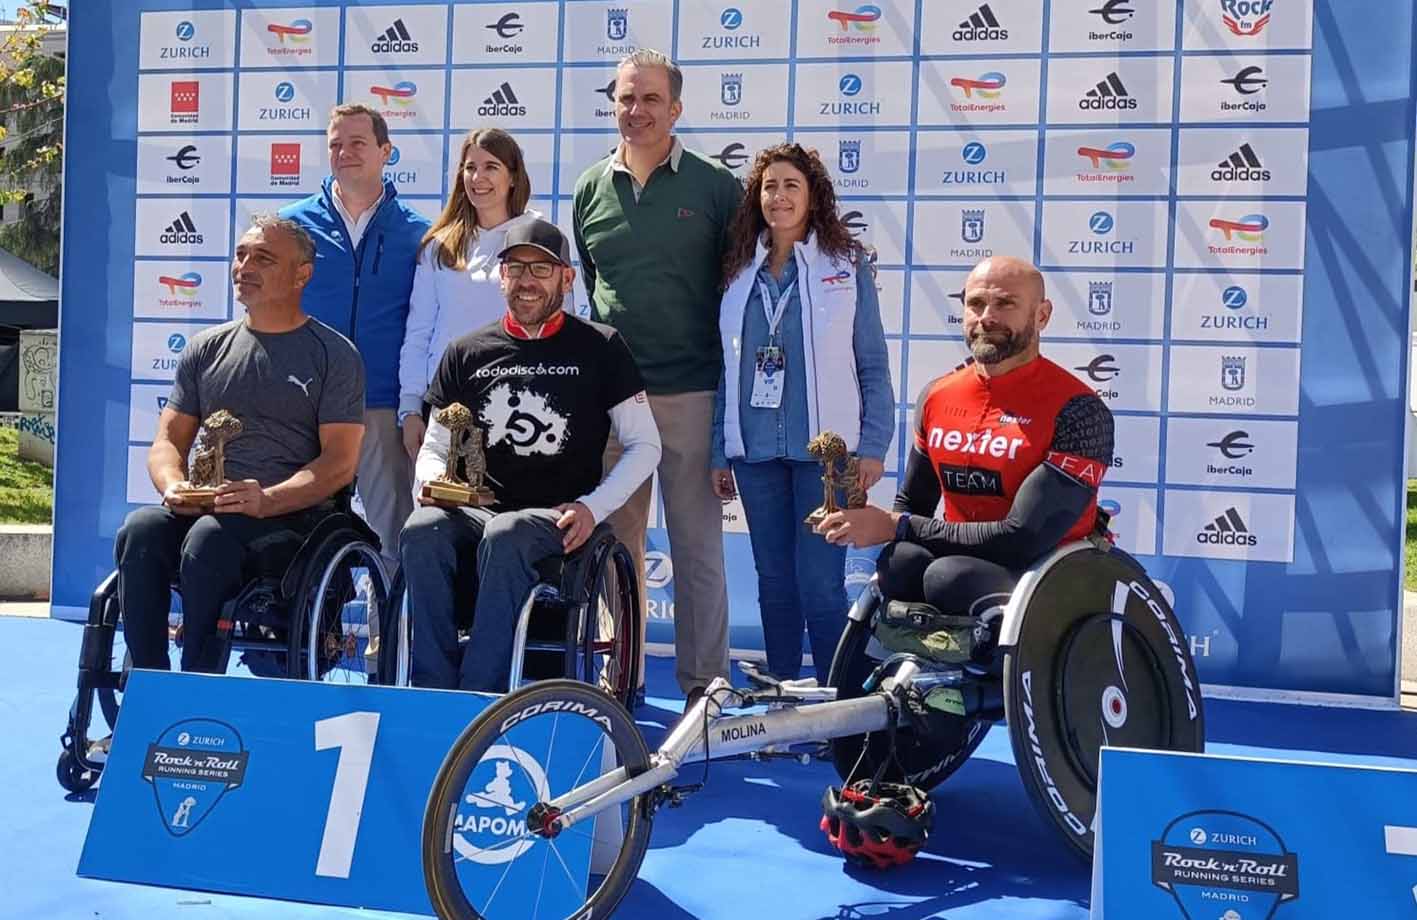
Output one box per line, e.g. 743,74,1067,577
421,402,497,508
176,410,244,509
805,430,866,527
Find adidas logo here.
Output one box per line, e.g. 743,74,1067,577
159,211,203,245
1196,507,1257,547
478,81,526,117
1079,71,1138,111
1211,143,1271,183
953,3,1007,40
371,18,419,53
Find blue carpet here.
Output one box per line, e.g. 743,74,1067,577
4,614,1414,919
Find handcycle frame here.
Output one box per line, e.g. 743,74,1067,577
524,654,944,839
423,539,1205,919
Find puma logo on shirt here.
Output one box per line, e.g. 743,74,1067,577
287,375,313,397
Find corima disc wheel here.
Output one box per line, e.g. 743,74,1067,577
423,680,653,920
1003,547,1204,861
1055,614,1171,789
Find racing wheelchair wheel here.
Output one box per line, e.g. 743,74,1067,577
1001,544,1205,860
423,679,653,920
827,582,992,792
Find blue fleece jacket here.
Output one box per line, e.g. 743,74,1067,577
279,177,431,410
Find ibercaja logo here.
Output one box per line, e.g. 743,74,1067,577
1152,810,1299,919
141,718,250,837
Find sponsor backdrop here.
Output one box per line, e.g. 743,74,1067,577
1091,748,1417,918
56,1,1415,701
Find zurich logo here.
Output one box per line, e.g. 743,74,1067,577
274,82,296,103
839,73,863,96
167,334,187,353
962,141,987,165
1222,285,1247,309
1089,211,1114,234
1099,499,1121,517
721,7,742,29
176,21,195,41
143,718,249,837
388,146,401,166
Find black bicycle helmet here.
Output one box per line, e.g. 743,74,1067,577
820,779,935,869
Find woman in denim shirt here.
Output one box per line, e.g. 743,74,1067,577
711,143,895,681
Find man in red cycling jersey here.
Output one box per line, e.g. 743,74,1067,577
816,255,1114,627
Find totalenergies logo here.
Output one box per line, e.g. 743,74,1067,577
827,5,881,31
949,72,1006,99
159,272,202,297
1208,213,1268,241
1077,141,1135,170
370,81,418,106
821,270,851,285
267,19,313,44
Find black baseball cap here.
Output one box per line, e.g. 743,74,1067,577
498,218,572,265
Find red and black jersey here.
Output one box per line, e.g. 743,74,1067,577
906,356,1113,553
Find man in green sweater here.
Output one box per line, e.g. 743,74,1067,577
573,49,743,705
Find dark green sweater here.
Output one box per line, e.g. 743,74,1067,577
572,146,744,394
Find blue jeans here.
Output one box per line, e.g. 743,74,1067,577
731,458,848,681
400,506,564,692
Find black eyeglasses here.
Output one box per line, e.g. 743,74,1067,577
502,260,559,279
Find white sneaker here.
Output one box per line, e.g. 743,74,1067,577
86,735,113,765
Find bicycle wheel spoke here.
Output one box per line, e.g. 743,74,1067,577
476,846,520,916
529,837,553,920
462,790,529,818
568,733,607,792
547,838,582,898
543,713,560,780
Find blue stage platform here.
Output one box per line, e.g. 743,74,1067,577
5,614,1415,920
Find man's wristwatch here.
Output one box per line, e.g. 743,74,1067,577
894,512,912,543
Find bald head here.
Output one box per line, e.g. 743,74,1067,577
965,256,1045,303
960,255,1051,374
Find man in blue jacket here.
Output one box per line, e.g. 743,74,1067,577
280,103,430,586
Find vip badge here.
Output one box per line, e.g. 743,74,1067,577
1153,810,1299,919
1088,281,1113,316
961,208,986,243
839,139,861,174
142,718,249,837
721,72,742,107
1221,355,1245,391
606,7,628,41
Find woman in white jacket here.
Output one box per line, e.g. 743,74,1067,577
398,127,543,460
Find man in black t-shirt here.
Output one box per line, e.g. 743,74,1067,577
400,219,661,692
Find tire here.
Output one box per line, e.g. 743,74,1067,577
1003,548,1205,861
377,568,411,687
289,536,383,683
423,680,654,920
57,750,98,794
579,545,640,709
827,612,991,792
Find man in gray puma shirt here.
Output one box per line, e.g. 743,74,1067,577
114,216,367,673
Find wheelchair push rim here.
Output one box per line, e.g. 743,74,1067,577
1001,546,1205,860
293,537,389,684
579,543,639,708
422,680,653,920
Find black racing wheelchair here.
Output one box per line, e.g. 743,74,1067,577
57,493,395,793
417,536,1204,919
376,521,642,709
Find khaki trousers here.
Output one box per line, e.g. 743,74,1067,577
604,390,730,694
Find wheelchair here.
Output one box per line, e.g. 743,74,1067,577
56,494,395,794
377,520,642,708
417,537,1205,919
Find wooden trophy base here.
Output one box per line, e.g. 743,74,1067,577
804,506,833,527
422,480,497,508
172,486,218,511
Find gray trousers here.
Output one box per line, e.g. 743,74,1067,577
356,408,413,578
605,390,730,694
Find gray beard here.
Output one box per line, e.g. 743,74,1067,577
968,324,1033,365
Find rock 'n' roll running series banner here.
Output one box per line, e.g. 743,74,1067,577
55,1,1416,702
